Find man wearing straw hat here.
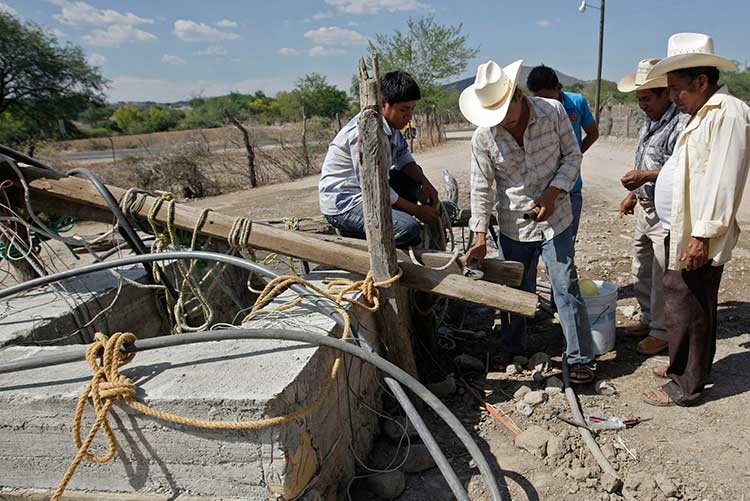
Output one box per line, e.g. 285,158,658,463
616,59,688,357
460,59,595,383
641,33,750,406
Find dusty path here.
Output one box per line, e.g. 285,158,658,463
192,133,750,500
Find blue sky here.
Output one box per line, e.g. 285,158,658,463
4,0,749,103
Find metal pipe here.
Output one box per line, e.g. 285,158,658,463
385,377,470,501
594,0,606,122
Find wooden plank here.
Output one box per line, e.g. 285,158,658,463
357,54,417,376
9,166,538,317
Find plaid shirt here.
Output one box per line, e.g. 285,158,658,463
469,96,582,242
634,103,688,200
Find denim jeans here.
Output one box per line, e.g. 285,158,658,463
325,204,421,248
570,190,583,247
496,226,593,365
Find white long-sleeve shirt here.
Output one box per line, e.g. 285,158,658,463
663,86,750,269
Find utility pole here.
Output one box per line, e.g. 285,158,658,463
594,0,606,123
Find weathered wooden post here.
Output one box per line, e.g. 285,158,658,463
357,53,419,377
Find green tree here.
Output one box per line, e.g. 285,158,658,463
0,11,106,148
294,73,350,119
369,16,478,112
113,105,146,134
721,71,750,103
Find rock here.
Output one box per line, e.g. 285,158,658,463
523,390,548,406
601,473,623,494
514,425,554,458
545,386,563,396
546,436,567,460
532,370,546,383
485,371,505,381
586,478,599,488
546,376,564,391
601,443,617,460
623,472,657,501
364,471,406,499
513,355,529,367
515,400,534,417
454,354,485,373
426,375,457,397
654,474,678,498
506,364,522,375
513,385,532,401
568,467,591,481
595,379,617,396
402,444,436,473
569,483,580,493
528,352,551,372
620,305,638,319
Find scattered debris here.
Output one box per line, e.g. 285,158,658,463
515,400,534,417
506,363,522,375
514,425,555,458
595,379,617,396
523,390,548,406
527,352,551,372
654,473,679,498
513,385,532,401
545,376,564,394
601,473,624,494
622,472,657,501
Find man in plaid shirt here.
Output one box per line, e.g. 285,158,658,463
460,59,595,382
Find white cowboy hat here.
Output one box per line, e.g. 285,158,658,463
646,33,738,80
617,58,668,92
459,59,523,128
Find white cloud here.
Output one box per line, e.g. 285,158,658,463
311,11,335,20
536,19,552,28
174,19,240,42
325,0,432,15
304,26,366,46
107,75,297,102
44,27,68,38
195,45,227,56
87,52,107,66
309,46,345,57
161,54,186,65
0,2,17,16
279,47,303,56
81,24,157,47
215,19,238,28
50,0,153,26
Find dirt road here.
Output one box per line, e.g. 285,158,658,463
193,133,750,500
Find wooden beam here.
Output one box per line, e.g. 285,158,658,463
5,164,538,317
308,233,524,287
357,53,418,376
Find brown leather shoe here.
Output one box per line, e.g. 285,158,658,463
623,323,650,337
637,336,668,356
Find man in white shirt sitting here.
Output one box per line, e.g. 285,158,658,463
318,71,440,247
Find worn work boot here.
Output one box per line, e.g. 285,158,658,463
637,336,668,356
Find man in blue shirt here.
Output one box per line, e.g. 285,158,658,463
527,66,600,243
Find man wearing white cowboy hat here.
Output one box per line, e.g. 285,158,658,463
461,59,596,383
616,58,689,357
640,33,750,407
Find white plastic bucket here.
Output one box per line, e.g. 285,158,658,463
582,280,617,355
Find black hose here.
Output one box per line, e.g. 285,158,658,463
64,168,176,300
0,144,62,174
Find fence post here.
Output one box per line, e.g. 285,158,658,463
357,53,419,377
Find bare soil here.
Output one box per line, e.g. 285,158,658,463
191,134,750,500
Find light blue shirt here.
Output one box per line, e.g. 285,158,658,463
319,113,415,216
561,91,595,193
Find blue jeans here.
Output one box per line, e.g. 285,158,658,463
325,203,421,248
570,191,583,248
496,226,593,365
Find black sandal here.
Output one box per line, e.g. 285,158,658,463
569,364,595,385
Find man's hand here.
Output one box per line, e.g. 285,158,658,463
422,180,440,208
619,192,637,217
681,237,710,271
621,170,657,191
463,232,487,268
532,187,563,222
412,203,440,226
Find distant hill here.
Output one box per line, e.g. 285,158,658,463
443,65,585,93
